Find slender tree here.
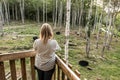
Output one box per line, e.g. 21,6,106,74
52,0,55,25
65,0,71,65
7,1,10,22
71,1,77,28
58,0,63,28
3,0,9,25
107,0,120,50
101,0,120,56
15,3,18,20
78,0,83,36
92,4,98,34
101,0,120,57
35,0,40,23
19,0,24,24
96,13,103,49
12,4,15,20
85,0,93,58
45,0,47,22
54,0,58,28
0,1,3,36
43,0,45,23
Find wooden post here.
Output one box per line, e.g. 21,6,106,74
57,66,60,80
62,71,65,80
30,57,36,80
0,62,6,80
20,58,27,80
74,69,81,78
9,60,17,80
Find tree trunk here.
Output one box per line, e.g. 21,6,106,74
78,0,83,36
12,5,15,20
96,13,102,49
18,5,20,20
92,6,98,34
101,13,112,57
107,13,116,50
58,1,63,28
71,8,74,28
65,0,71,65
0,2,4,36
86,38,90,58
0,1,4,24
7,2,10,22
52,0,55,26
71,5,76,28
106,14,112,45
45,0,47,22
43,0,45,23
63,8,66,27
85,0,93,58
54,0,58,28
37,7,40,23
74,9,77,28
15,4,18,20
101,31,108,57
3,0,9,25
20,0,24,24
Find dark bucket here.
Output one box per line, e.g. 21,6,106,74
56,32,61,35
79,60,89,67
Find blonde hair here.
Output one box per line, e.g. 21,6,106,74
40,23,53,44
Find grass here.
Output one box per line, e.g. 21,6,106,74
0,23,120,80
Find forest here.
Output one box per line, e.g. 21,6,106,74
0,0,120,80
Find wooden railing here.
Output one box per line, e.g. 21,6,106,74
0,50,80,80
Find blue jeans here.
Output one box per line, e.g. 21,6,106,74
35,66,55,80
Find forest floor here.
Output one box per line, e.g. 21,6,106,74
0,23,120,80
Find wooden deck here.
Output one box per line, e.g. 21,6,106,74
0,50,80,80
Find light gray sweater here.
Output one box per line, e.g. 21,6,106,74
33,39,61,71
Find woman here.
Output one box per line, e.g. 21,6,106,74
33,23,61,80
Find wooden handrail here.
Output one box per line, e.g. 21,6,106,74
0,50,80,80
0,50,35,61
56,55,80,80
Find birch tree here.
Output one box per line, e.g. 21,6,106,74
43,0,45,23
7,2,10,22
54,0,58,28
3,0,9,25
102,0,120,56
102,11,112,56
96,13,103,49
85,0,93,58
45,0,47,22
71,0,77,28
0,2,3,36
52,0,55,25
19,0,24,24
58,0,63,28
65,0,71,65
78,0,83,35
107,0,120,50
